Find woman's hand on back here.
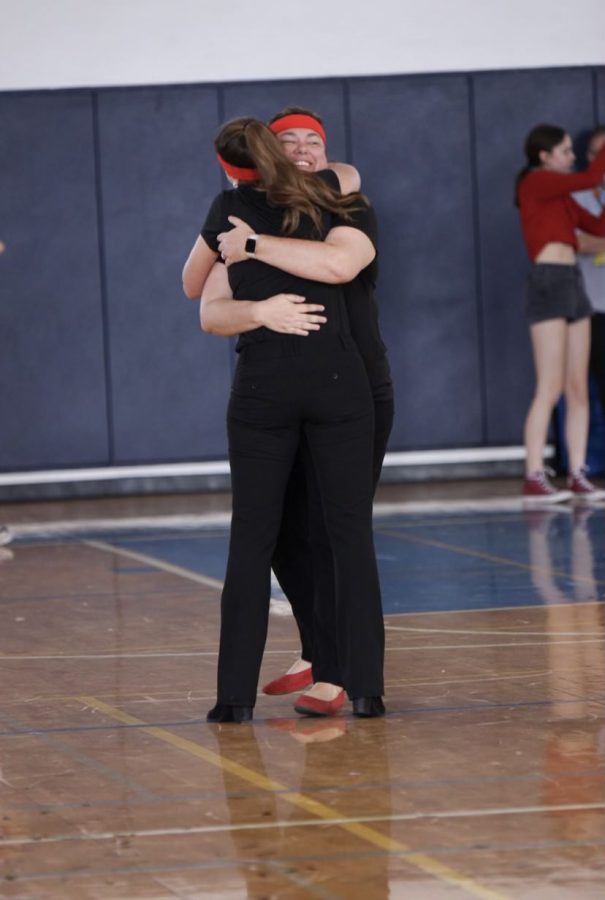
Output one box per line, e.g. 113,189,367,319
255,294,326,336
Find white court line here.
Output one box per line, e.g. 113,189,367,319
2,637,604,662
0,446,540,489
5,496,542,541
373,498,532,516
385,638,605,650
0,650,291,661
3,800,604,847
10,514,233,539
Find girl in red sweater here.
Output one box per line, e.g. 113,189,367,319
516,124,605,502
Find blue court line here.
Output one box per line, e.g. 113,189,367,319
0,585,200,605
0,717,207,737
0,710,159,800
2,693,604,738
5,764,604,814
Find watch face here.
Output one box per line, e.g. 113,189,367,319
245,236,256,254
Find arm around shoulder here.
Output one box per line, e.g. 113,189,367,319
321,226,376,281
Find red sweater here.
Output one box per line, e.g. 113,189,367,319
518,145,605,260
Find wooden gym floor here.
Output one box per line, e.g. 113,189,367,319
1,481,604,898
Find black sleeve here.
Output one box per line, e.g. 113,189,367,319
200,192,228,253
315,169,378,246
316,168,341,191
331,203,378,249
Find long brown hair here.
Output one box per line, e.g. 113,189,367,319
215,117,365,234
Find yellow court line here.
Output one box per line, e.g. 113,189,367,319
377,528,603,587
385,599,605,618
77,695,508,900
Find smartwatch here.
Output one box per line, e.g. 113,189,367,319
245,234,259,256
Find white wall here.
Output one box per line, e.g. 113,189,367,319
1,0,604,91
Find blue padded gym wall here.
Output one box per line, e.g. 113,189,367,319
1,66,603,473
95,85,231,464
0,91,109,470
348,74,481,449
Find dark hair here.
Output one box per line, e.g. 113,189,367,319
215,117,364,234
268,105,324,127
514,123,567,206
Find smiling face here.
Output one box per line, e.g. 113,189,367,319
276,127,328,173
539,133,575,173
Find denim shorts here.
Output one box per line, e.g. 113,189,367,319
525,263,593,325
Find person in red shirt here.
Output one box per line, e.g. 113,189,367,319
574,126,605,423
515,123,605,502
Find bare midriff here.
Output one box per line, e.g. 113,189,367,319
534,242,576,264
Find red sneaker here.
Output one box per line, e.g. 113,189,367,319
567,467,605,502
262,666,313,695
523,469,571,504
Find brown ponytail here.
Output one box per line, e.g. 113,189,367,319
215,117,365,234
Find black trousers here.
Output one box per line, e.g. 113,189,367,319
590,312,605,417
217,338,384,705
272,356,394,682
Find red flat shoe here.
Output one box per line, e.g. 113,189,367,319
262,667,313,695
294,688,345,717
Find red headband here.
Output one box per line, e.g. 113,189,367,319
216,153,259,182
269,114,327,144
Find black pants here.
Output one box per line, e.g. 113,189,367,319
272,356,394,682
217,338,384,706
591,313,605,416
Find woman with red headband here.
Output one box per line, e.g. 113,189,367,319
182,110,361,300
206,107,394,716
197,117,385,723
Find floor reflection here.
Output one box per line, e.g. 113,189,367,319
212,718,393,898
525,506,605,848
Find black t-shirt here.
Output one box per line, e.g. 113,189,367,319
335,203,387,363
201,169,386,360
201,171,351,351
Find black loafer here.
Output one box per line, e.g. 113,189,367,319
352,697,385,718
206,703,253,723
